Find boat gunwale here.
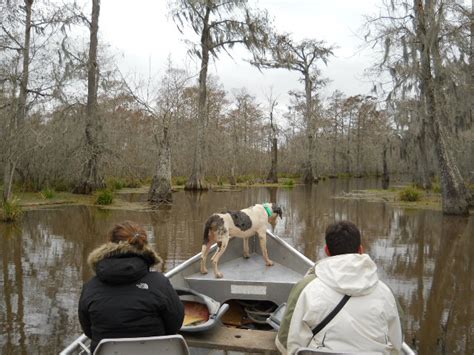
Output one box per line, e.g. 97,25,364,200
165,229,314,279
60,229,417,355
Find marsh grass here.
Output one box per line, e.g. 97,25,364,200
95,190,114,205
40,188,55,199
1,196,23,222
399,186,422,202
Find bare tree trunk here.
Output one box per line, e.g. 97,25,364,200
266,105,278,183
356,112,362,178
149,126,172,205
332,114,338,176
345,111,353,175
382,141,390,189
73,0,105,194
2,1,32,202
415,0,471,215
302,72,314,184
3,162,15,202
267,137,278,183
17,0,32,128
3,81,18,203
413,110,432,189
471,4,474,127
229,167,236,186
185,7,210,191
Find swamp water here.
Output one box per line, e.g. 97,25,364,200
0,178,473,354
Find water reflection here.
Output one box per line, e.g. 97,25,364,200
0,178,472,354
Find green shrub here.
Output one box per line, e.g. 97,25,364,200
1,197,23,222
399,186,422,202
95,190,114,205
337,172,353,179
432,182,441,194
217,177,225,186
278,172,301,179
236,174,257,185
283,179,294,187
143,176,153,185
40,188,55,199
173,176,187,186
124,178,141,188
107,177,126,191
51,180,71,192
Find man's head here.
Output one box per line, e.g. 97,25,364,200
324,220,362,256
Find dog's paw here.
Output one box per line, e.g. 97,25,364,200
215,272,224,278
266,260,274,266
200,269,208,274
243,254,250,259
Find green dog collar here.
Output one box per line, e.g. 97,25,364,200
263,203,272,217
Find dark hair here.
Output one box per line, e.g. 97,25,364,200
108,221,148,250
325,221,361,255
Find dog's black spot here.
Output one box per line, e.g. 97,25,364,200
227,210,252,231
203,215,225,244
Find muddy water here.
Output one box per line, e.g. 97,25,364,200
0,178,472,354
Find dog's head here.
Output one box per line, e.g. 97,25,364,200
265,203,282,226
271,204,283,219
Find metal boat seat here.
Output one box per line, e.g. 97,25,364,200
93,334,190,355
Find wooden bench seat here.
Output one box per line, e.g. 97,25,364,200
181,326,279,354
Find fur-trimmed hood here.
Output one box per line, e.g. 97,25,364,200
88,242,163,279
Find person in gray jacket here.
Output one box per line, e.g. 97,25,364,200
284,221,402,355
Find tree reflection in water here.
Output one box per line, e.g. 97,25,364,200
0,179,472,354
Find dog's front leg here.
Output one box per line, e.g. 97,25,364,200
243,237,250,258
211,240,228,278
257,230,274,266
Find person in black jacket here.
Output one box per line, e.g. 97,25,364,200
78,221,184,353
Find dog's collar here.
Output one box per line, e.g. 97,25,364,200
263,203,272,217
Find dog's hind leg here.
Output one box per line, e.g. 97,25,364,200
257,229,274,266
211,239,228,278
243,237,250,258
200,244,210,274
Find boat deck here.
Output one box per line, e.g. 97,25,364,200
184,253,304,304
187,253,303,282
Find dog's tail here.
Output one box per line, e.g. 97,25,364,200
203,214,223,245
203,218,212,245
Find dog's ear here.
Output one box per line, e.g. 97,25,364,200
272,205,283,219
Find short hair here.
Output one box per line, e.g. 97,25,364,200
325,221,361,255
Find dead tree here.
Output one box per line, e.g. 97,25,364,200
252,35,333,184
73,0,105,194
266,92,278,183
171,0,269,190
414,0,471,214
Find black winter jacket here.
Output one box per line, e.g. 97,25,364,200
78,242,184,353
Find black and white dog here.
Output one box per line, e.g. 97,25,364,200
200,203,283,278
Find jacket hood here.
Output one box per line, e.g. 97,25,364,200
87,242,163,284
315,253,379,296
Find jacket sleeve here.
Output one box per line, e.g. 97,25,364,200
387,297,403,353
286,287,316,355
78,287,92,338
160,278,185,334
276,275,316,355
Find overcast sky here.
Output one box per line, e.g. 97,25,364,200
99,0,385,107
